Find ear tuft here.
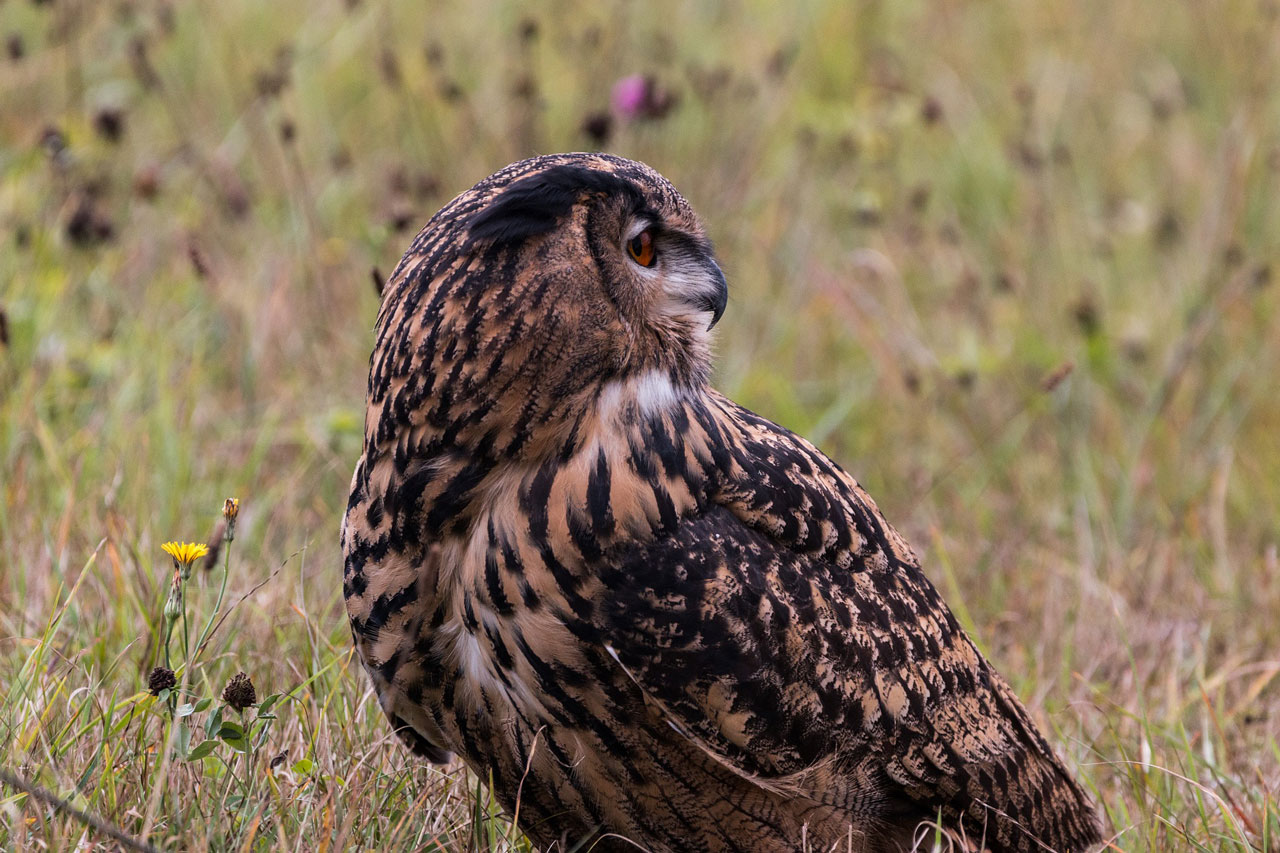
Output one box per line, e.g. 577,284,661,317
465,165,641,247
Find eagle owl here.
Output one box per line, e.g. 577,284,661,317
342,153,1101,852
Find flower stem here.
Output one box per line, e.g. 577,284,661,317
163,616,173,670
180,580,190,664
192,531,232,665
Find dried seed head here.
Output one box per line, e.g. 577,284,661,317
581,112,613,145
93,107,125,143
920,96,944,125
148,666,176,695
65,195,115,246
222,672,257,711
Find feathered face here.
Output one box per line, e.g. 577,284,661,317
369,153,728,459
462,153,727,383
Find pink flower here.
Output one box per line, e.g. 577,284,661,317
610,75,678,121
611,75,648,118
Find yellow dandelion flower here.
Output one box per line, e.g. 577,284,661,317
161,541,209,566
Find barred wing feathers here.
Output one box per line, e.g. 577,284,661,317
590,392,1101,852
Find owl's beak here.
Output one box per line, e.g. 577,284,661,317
698,260,728,330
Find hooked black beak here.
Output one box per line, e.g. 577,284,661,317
697,260,728,330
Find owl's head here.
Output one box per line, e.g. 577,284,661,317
464,153,726,382
370,154,727,459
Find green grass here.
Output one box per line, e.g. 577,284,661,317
1,0,1278,849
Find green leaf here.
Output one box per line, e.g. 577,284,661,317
257,693,282,715
217,720,244,739
175,723,191,758
194,697,214,713
221,735,249,753
218,720,249,752
186,740,218,761
205,706,223,738
291,758,314,775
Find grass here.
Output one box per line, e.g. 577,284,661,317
1,0,1278,849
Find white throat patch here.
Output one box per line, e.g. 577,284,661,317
598,369,681,421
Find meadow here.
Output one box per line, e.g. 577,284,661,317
1,0,1278,849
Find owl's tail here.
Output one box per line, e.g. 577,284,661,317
953,678,1103,853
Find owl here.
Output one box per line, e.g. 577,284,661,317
342,153,1102,852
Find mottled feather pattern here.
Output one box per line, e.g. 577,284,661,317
342,153,1102,852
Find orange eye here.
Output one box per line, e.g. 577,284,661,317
626,230,656,267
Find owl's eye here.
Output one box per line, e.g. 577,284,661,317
626,230,656,268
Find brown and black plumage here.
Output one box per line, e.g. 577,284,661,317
341,153,1102,852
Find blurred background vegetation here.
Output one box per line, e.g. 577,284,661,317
1,0,1277,849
